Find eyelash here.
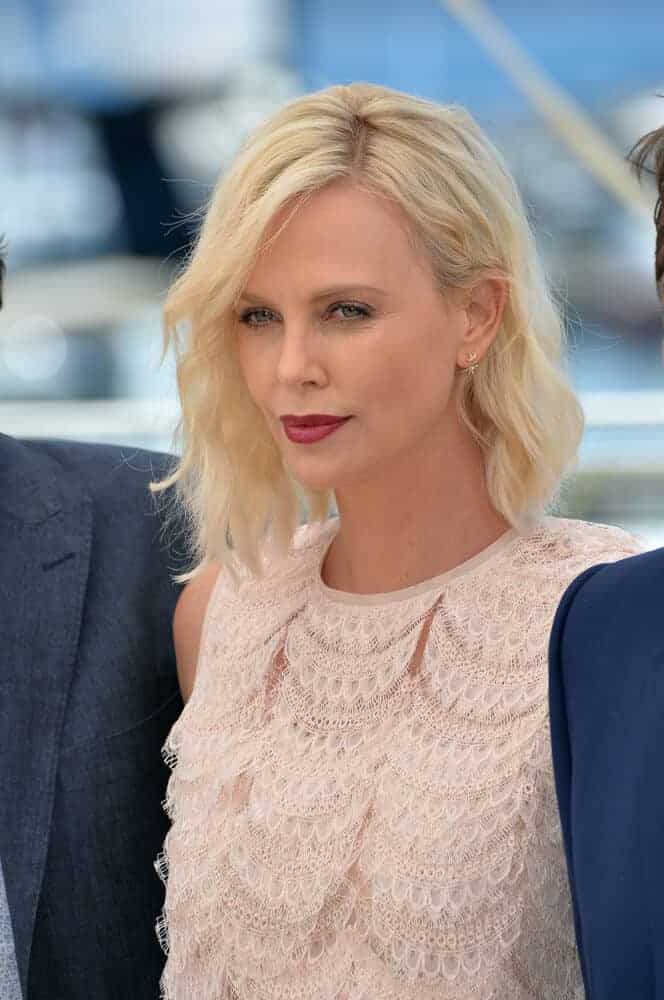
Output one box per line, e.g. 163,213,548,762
238,302,373,328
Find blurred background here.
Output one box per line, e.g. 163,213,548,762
0,0,663,543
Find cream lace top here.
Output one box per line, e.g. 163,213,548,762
157,516,641,1000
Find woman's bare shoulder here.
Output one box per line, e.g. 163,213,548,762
173,562,222,701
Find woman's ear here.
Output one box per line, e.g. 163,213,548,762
455,277,508,368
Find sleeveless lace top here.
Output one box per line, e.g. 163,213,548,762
157,516,641,1000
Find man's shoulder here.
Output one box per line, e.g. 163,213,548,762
563,544,664,626
0,433,176,520
29,438,176,501
551,544,664,704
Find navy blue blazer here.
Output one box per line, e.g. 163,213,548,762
0,434,184,1000
549,546,664,999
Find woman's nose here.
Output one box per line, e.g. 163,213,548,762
276,327,327,388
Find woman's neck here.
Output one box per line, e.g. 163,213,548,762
322,429,510,596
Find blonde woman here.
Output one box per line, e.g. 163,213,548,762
154,83,641,999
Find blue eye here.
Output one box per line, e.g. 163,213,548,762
328,302,372,321
239,308,277,328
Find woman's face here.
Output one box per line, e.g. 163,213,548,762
235,182,489,494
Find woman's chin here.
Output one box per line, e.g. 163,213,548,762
285,457,347,495
291,470,338,493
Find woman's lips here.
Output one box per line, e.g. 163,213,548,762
280,414,351,444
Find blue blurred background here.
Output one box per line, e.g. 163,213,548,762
0,0,663,541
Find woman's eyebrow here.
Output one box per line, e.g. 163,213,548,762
238,284,387,306
309,284,387,301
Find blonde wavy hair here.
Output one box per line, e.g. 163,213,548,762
154,82,584,577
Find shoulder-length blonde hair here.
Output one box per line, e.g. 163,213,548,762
154,82,583,577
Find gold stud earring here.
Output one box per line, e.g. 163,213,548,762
464,351,479,376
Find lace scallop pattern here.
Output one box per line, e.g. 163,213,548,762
157,516,641,999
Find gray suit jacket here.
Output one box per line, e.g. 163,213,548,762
0,434,184,1000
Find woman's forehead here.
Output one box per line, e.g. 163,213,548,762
249,184,429,291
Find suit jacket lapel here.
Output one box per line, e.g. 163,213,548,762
0,438,92,995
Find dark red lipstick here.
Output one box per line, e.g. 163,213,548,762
280,414,351,444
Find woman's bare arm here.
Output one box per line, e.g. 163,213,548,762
172,563,221,702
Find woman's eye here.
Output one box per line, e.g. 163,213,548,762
328,302,372,321
239,308,277,327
